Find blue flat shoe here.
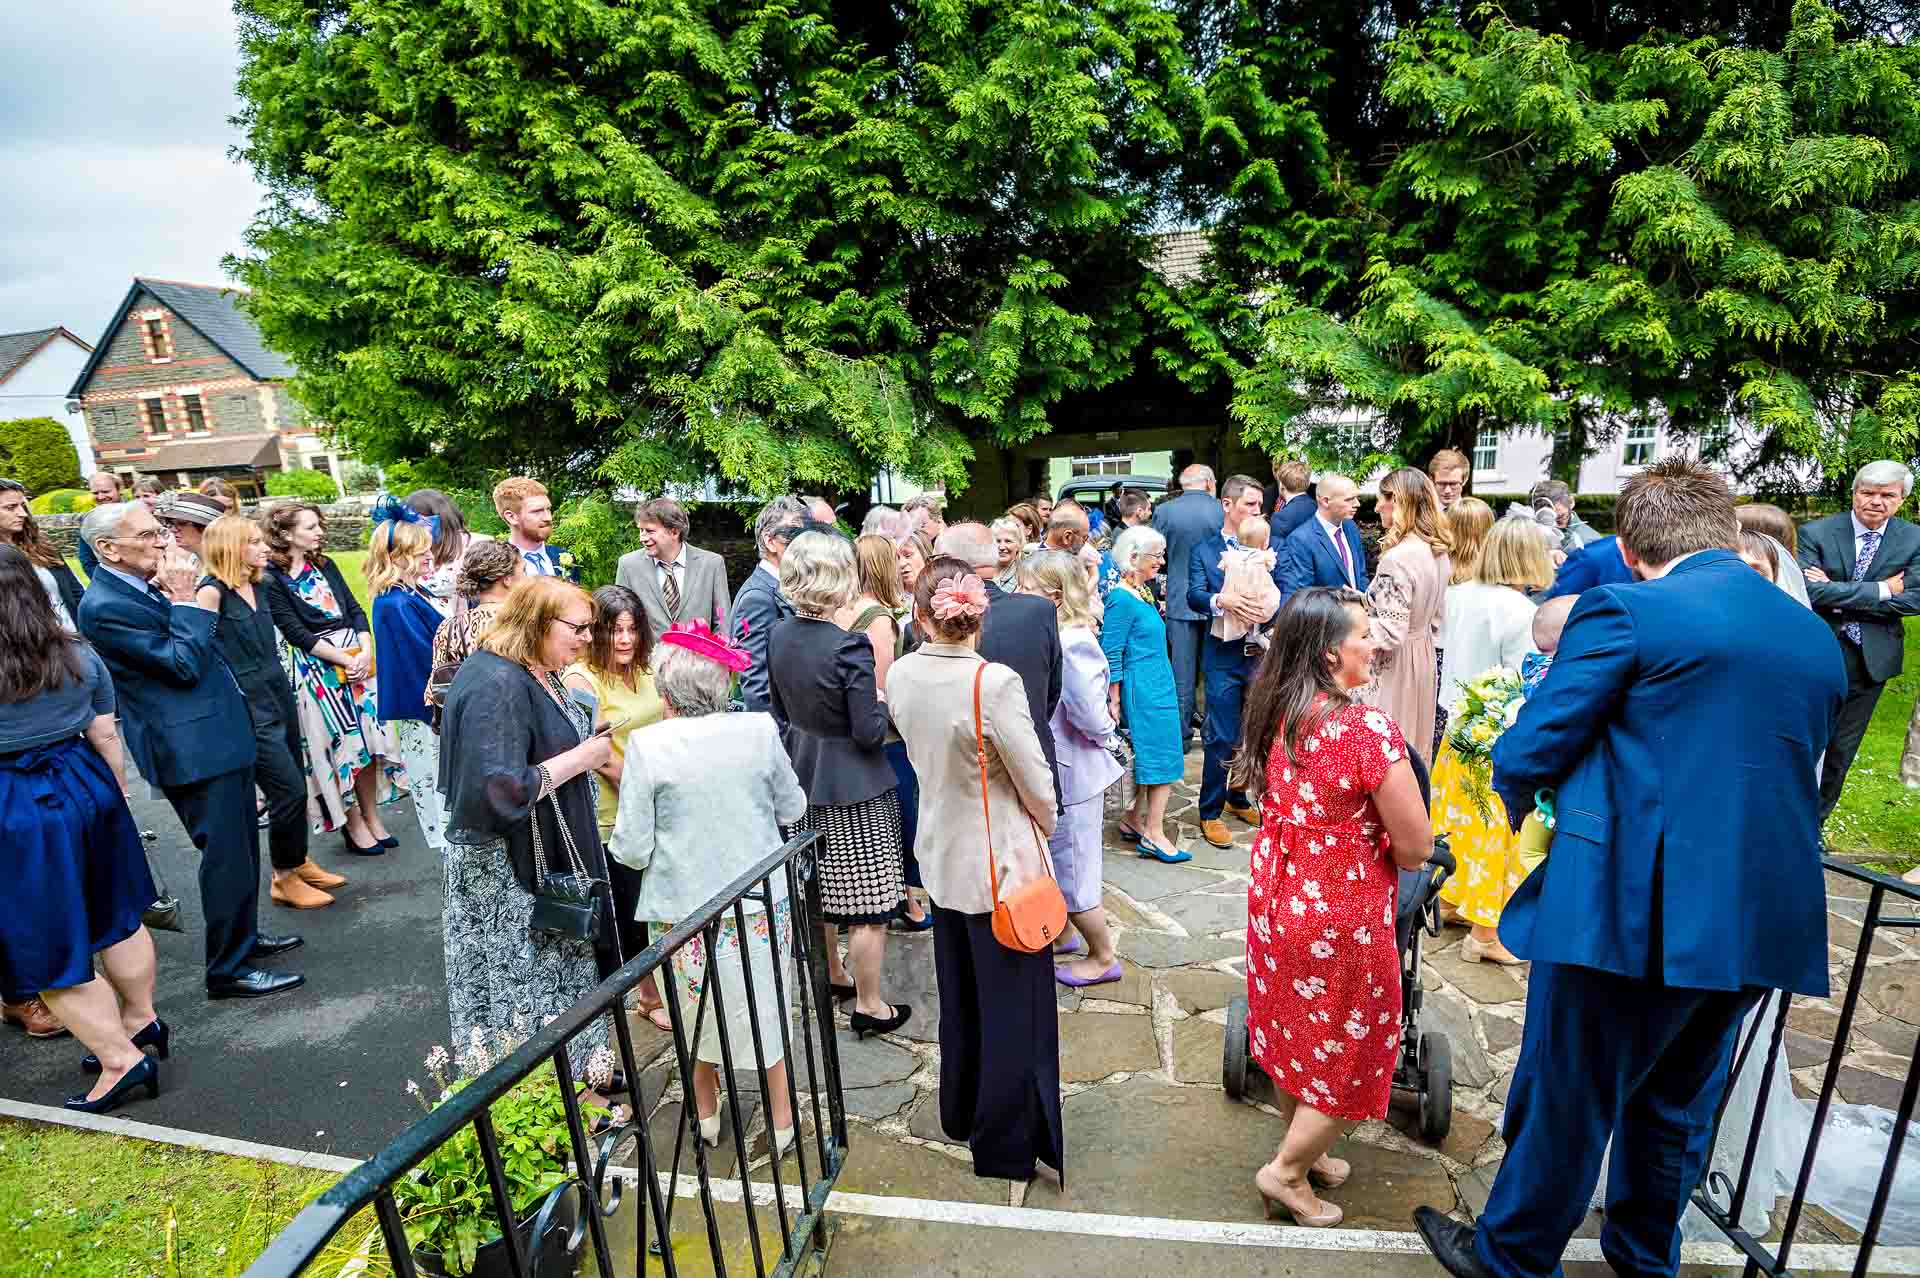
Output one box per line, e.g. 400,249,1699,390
889,908,935,933
1136,837,1192,865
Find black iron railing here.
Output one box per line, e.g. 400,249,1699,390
1692,856,1919,1278
244,831,847,1278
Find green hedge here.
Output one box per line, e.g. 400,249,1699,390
0,417,83,495
28,489,95,515
265,468,340,503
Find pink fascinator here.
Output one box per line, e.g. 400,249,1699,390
658,619,751,673
930,573,990,621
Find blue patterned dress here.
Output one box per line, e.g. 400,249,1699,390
1099,583,1183,785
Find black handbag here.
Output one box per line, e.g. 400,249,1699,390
527,790,603,944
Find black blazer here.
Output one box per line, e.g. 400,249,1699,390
980,583,1063,804
729,564,793,713
263,557,370,652
204,578,298,726
47,561,84,620
1799,513,1920,684
767,615,896,806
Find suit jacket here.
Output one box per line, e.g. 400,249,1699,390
766,615,895,806
884,643,1058,914
1052,626,1124,807
1798,512,1920,685
980,582,1064,800
1490,551,1845,995
1280,516,1369,597
729,564,791,712
1269,492,1316,544
1187,531,1282,671
1547,535,1633,599
616,543,732,636
1152,489,1225,622
77,568,255,787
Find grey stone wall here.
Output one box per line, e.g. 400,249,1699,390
40,503,370,556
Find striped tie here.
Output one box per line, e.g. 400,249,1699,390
663,562,681,621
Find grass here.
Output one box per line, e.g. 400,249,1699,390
1823,620,1920,872
0,1119,383,1277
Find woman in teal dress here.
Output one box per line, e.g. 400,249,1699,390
1101,525,1190,863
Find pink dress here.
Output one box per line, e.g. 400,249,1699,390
1246,700,1406,1120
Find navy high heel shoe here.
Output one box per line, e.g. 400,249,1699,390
65,1055,160,1115
375,834,400,850
81,1018,169,1074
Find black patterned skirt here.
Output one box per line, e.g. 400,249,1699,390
793,791,905,925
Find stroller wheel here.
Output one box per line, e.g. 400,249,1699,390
1418,1031,1452,1144
1223,995,1250,1100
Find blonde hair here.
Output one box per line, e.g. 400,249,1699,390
1445,496,1495,584
482,577,595,667
1236,515,1270,548
200,514,263,590
1017,549,1101,629
852,534,904,610
1475,519,1555,592
779,530,857,617
366,520,433,594
1378,467,1454,555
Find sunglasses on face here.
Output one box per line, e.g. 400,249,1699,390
553,618,595,638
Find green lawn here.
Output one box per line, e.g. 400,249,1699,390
1824,620,1920,870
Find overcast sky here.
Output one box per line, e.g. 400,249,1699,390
0,4,267,343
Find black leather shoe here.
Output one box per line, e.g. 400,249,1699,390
207,968,306,999
1413,1206,1495,1278
848,1003,912,1040
249,934,304,959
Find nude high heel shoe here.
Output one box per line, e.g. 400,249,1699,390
1254,1162,1343,1227
1461,934,1524,966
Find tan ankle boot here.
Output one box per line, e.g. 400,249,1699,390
271,871,334,909
292,860,347,890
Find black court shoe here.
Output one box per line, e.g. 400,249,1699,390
848,1004,912,1040
65,1056,160,1115
81,1018,169,1074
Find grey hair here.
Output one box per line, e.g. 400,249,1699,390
1528,479,1573,507
1179,463,1215,491
753,495,809,557
988,516,1026,546
861,506,910,540
80,502,137,555
653,642,734,718
937,522,998,571
1110,524,1167,573
779,530,857,614
902,492,944,515
1854,460,1914,497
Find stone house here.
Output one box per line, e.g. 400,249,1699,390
67,278,353,498
0,326,96,477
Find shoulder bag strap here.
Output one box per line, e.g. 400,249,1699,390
972,664,1003,912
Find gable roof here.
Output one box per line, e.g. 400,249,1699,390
68,277,298,398
0,326,92,388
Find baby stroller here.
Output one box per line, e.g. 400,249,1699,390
1222,748,1459,1143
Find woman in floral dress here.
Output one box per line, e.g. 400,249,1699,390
262,502,405,854
1233,587,1434,1228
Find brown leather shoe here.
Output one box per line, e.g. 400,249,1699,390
1225,802,1260,826
2,996,68,1038
1201,818,1233,848
292,860,347,890
271,871,335,909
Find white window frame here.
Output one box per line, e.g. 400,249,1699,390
1622,422,1657,467
1473,429,1499,473
1070,453,1130,478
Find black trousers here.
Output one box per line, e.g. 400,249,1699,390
931,905,1064,1181
250,697,310,873
161,765,262,984
1819,641,1888,821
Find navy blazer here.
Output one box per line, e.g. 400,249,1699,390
1490,551,1845,995
1547,535,1634,599
729,564,792,712
372,586,444,723
1279,516,1368,597
1187,532,1283,671
980,583,1064,803
1152,490,1225,622
1269,492,1316,543
77,569,255,788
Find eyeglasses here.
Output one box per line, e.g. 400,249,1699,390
554,618,595,638
117,527,173,545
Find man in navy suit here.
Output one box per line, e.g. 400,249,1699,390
730,495,808,710
1267,458,1316,543
493,476,577,580
1413,461,1844,1278
1279,473,1368,597
1188,475,1281,847
1152,465,1225,748
1545,533,1634,599
76,502,305,999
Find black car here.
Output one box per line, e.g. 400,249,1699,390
1053,473,1169,509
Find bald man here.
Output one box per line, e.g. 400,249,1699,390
1279,473,1369,596
1152,464,1223,748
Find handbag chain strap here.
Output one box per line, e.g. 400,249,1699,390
971,663,1057,910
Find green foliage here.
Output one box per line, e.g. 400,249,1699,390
339,460,382,494
551,495,640,590
264,468,340,503
28,488,95,516
0,417,83,496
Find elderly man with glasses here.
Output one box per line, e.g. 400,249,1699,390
76,502,305,1000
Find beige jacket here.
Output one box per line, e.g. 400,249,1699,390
885,642,1058,915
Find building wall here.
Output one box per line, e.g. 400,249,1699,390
3,335,95,477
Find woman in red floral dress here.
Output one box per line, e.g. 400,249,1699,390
1232,587,1434,1227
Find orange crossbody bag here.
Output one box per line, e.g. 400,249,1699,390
972,665,1068,952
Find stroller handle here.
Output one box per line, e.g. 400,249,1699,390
1426,840,1456,878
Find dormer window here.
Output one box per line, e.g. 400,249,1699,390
143,316,171,361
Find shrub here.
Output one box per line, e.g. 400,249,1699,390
0,417,83,495
28,489,95,516
265,468,341,503
550,493,640,589
339,460,382,494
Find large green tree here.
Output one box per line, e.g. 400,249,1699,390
230,0,1197,499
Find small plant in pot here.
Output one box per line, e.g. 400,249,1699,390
396,1034,619,1278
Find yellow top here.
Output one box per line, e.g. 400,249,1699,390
567,662,666,836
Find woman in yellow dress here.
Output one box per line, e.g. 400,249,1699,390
1431,522,1554,965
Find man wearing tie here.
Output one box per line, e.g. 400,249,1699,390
617,497,732,637
1798,460,1920,819
1279,473,1369,597
492,476,576,580
1152,464,1225,750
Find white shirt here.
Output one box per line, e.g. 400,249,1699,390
653,544,688,589
1439,582,1539,710
1851,513,1894,599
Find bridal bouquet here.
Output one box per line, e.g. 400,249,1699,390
1447,667,1527,823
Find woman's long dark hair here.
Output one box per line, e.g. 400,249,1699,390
405,488,470,566
0,544,84,703
262,501,329,571
1229,587,1367,793
6,509,66,570
587,585,653,682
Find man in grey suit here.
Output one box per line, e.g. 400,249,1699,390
616,497,732,637
1799,459,1920,819
730,496,809,711
1152,464,1223,748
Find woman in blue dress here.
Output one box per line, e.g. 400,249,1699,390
1100,525,1190,863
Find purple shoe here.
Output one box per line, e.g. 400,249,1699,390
1054,963,1123,989
1052,936,1085,957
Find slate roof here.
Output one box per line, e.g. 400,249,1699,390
68,278,297,397
135,435,283,472
0,326,90,387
